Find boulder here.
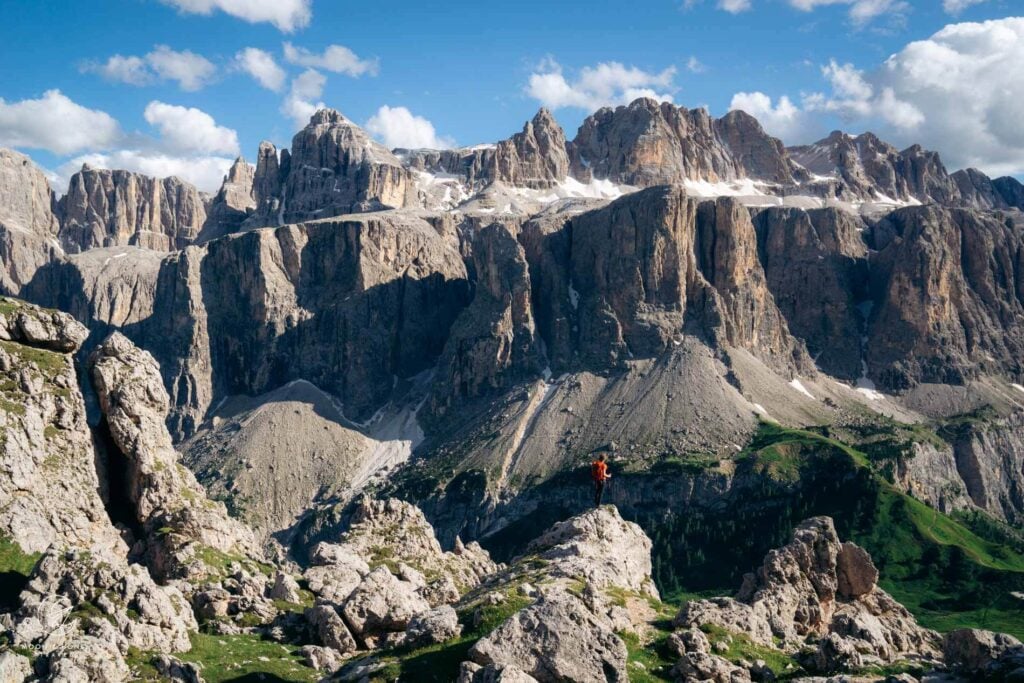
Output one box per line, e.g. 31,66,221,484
300,644,347,672
944,628,1024,674
458,661,540,683
0,651,32,683
671,651,751,682
469,589,628,683
305,604,357,653
46,635,131,683
836,542,878,599
406,605,462,646
269,571,303,603
342,566,430,637
153,655,205,682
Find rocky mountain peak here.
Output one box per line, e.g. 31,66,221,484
569,97,792,187
308,107,349,127
199,155,256,240
224,155,252,183
238,105,413,227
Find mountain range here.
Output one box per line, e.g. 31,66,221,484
1,97,1024,681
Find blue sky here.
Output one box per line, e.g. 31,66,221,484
1,0,1021,192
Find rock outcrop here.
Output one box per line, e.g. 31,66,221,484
523,505,658,596
673,517,942,672
306,498,497,601
89,332,259,582
460,506,658,683
0,149,62,294
0,298,122,555
58,165,207,252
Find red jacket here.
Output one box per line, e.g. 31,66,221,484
591,460,608,482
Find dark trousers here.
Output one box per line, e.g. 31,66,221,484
593,480,605,506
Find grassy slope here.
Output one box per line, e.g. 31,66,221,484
646,421,1024,640
0,535,40,610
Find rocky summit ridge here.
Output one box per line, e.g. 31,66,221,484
1,97,1024,681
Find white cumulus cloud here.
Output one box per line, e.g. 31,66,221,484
82,45,216,91
86,55,152,86
718,0,751,13
143,101,240,156
282,42,379,77
943,0,986,14
787,0,908,26
281,69,327,129
146,45,217,91
159,0,311,32
0,90,121,155
526,59,677,111
234,47,287,92
729,92,816,142
365,106,454,150
729,18,1024,177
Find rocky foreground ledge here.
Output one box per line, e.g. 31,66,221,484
0,299,1021,681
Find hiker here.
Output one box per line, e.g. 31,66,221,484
591,452,611,507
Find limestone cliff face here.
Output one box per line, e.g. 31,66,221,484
867,206,1024,390
246,110,413,228
24,212,469,438
568,98,794,187
752,207,868,379
199,213,467,421
58,165,207,252
430,223,541,417
950,412,1024,525
566,187,810,373
0,149,62,294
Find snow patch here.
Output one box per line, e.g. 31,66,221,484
568,282,580,309
789,378,815,400
1012,383,1024,395
682,177,769,198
